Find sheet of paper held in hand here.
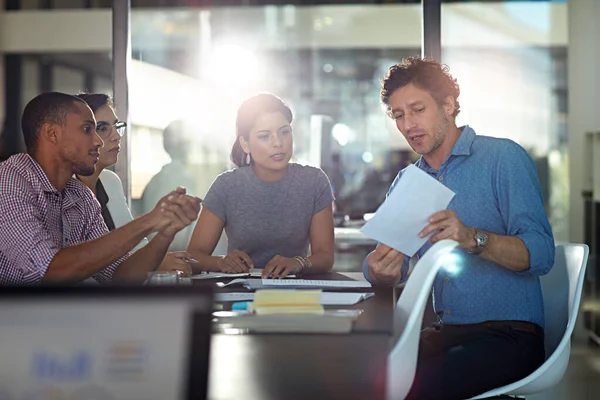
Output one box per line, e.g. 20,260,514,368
360,164,456,257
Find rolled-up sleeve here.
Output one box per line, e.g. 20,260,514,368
0,188,58,285
496,143,555,276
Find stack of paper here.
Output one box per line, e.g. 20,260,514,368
212,309,363,334
214,292,374,305
252,290,324,315
218,279,372,289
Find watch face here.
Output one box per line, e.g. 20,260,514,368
476,230,488,247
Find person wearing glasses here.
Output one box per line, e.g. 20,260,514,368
76,93,197,275
0,92,201,285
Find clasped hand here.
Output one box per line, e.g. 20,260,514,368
151,187,202,236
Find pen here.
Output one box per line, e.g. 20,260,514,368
241,258,253,270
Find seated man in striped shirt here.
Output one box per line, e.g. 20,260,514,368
0,92,201,285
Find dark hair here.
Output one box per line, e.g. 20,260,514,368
380,57,460,119
230,93,293,168
76,93,113,113
21,92,88,153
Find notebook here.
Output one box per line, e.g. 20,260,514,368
215,291,375,305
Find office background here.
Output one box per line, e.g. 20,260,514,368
1,0,599,343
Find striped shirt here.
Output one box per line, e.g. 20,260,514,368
0,153,124,285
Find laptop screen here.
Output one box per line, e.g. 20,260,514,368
0,285,213,400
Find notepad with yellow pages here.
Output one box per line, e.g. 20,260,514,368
252,290,324,315
214,291,374,305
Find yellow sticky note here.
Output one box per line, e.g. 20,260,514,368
253,289,324,315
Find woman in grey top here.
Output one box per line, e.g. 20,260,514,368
188,93,335,278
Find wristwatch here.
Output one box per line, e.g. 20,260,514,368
469,228,488,255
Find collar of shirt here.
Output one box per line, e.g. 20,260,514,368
22,153,86,210
417,125,476,174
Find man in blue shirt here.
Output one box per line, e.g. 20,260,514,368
363,58,555,399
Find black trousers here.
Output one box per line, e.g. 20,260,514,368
405,322,545,400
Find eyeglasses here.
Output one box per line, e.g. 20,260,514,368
96,121,127,138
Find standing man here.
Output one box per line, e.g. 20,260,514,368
364,58,555,399
141,120,198,252
0,92,201,285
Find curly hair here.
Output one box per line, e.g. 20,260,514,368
380,57,461,119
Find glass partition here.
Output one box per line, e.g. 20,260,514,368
441,0,569,242
128,3,422,269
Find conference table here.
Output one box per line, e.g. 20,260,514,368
194,272,396,400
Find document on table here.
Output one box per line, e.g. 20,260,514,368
192,271,296,280
360,164,455,256
251,279,371,289
217,279,372,289
214,291,374,305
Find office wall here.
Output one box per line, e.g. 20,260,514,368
0,5,567,53
568,0,600,244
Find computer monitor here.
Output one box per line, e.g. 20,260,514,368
0,285,213,400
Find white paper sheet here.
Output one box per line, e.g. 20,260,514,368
192,271,295,280
214,292,374,305
218,279,372,289
257,279,372,289
360,164,455,256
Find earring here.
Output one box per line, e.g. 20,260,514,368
246,153,251,165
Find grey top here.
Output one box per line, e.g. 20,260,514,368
202,163,334,268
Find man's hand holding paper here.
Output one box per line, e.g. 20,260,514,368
360,164,456,256
419,209,477,250
366,244,404,286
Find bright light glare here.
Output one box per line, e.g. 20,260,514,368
362,152,374,163
205,44,260,86
439,252,462,275
332,123,351,146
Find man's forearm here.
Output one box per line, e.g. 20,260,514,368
477,230,530,272
112,232,173,282
42,215,156,284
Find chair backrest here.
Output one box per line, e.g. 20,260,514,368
387,239,459,400
470,243,589,399
541,243,589,357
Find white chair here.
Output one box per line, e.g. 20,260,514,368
387,239,460,400
471,243,590,399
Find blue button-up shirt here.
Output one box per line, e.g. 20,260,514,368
363,126,555,327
